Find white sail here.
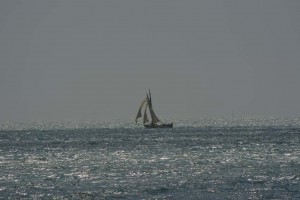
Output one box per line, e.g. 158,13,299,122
143,103,149,124
149,104,160,124
135,98,147,122
146,90,160,124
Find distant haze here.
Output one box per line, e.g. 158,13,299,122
1,1,300,121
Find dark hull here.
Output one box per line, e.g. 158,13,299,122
144,123,173,129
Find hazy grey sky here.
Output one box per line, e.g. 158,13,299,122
1,0,300,121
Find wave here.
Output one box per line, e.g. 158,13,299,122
1,117,300,131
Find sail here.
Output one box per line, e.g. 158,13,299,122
149,104,160,124
146,90,160,124
143,103,149,124
135,98,147,122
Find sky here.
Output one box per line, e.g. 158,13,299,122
1,0,300,121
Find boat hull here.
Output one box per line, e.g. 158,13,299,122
144,123,173,129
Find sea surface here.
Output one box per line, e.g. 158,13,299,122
0,118,299,199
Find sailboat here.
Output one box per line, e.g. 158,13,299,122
135,90,173,128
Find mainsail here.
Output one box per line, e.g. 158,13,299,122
147,90,160,125
148,103,160,124
143,103,149,124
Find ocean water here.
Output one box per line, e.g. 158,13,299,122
0,118,299,199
